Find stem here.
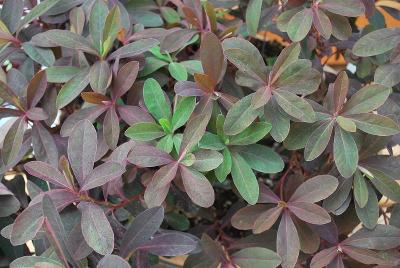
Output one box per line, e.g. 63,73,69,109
79,193,142,210
279,166,292,200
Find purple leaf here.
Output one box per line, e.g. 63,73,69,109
25,107,48,121
342,225,400,250
253,206,283,234
103,107,120,149
31,122,58,167
231,205,268,230
67,120,97,185
289,175,338,203
24,161,71,189
277,211,300,268
138,232,198,256
117,105,155,125
113,61,139,99
10,203,44,245
258,183,280,203
26,69,47,109
341,245,388,265
80,161,125,191
310,247,338,268
97,255,130,268
120,206,164,258
127,143,174,167
289,202,331,225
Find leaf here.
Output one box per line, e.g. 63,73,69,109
26,70,47,109
235,144,284,174
139,233,197,256
353,28,400,57
232,247,281,268
222,37,267,82
108,38,159,60
347,113,400,136
246,0,263,36
192,150,223,172
120,206,164,258
103,107,119,149
290,175,338,203
128,143,174,167
31,30,98,55
231,152,259,205
333,71,349,113
304,120,335,161
97,255,130,268
67,120,97,184
319,0,365,17
310,247,338,268
277,211,300,268
341,246,387,265
231,205,266,230
355,182,379,229
113,61,139,99
124,122,165,141
200,32,225,83
89,0,108,54
18,0,63,30
46,66,81,83
161,7,180,24
22,43,55,67
224,94,261,135
273,90,315,123
10,256,62,268
2,117,26,165
353,171,368,208
165,212,190,231
287,8,313,42
288,202,331,224
253,207,283,234
271,42,301,82
168,62,188,81
56,68,90,109
312,9,332,39
180,165,215,207
336,116,356,132
143,78,171,121
368,169,400,202
81,162,125,190
160,29,196,53
342,84,391,115
79,202,114,255
228,122,271,146
10,203,44,245
144,162,179,207
102,5,121,56
89,61,111,94
333,126,358,178
374,63,400,87
172,97,196,131
199,132,225,150
215,148,232,182
343,224,400,250
0,0,24,34
24,161,70,189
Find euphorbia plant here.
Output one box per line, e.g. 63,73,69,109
1,0,400,268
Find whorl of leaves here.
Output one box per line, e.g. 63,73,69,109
0,0,399,268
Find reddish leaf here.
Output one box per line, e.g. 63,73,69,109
24,161,71,189
288,202,331,224
253,206,283,234
26,69,47,109
127,143,174,167
289,175,338,203
200,32,225,84
113,61,139,99
277,211,300,268
310,247,338,268
138,232,197,256
80,162,125,191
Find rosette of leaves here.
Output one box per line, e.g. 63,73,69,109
353,27,400,88
277,0,365,41
184,234,282,268
29,0,159,109
222,40,321,141
0,70,59,167
126,97,217,208
231,175,338,268
310,224,400,267
59,60,144,149
125,78,196,153
285,71,400,178
323,136,400,229
174,32,241,111
199,114,284,204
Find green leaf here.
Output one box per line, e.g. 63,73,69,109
89,0,108,54
192,150,223,172
215,148,232,182
354,170,369,208
159,118,172,133
156,134,174,153
348,114,400,136
273,90,315,123
246,0,263,36
224,94,261,135
56,68,90,109
369,169,400,202
329,12,352,40
236,144,284,174
342,85,391,115
228,122,271,146
102,5,121,56
353,28,400,57
165,212,190,231
333,126,358,178
46,66,81,83
161,7,181,24
22,43,55,67
284,122,315,150
232,247,281,268
79,202,114,255
143,78,171,121
287,8,313,42
336,116,356,132
304,120,335,161
89,60,111,94
264,100,291,142
355,182,378,229
2,118,26,165
374,63,400,88
18,0,62,31
271,42,301,82
319,0,365,17
199,132,225,150
231,152,259,205
168,62,188,81
125,122,165,141
1,0,23,34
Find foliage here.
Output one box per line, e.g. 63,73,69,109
0,0,400,267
